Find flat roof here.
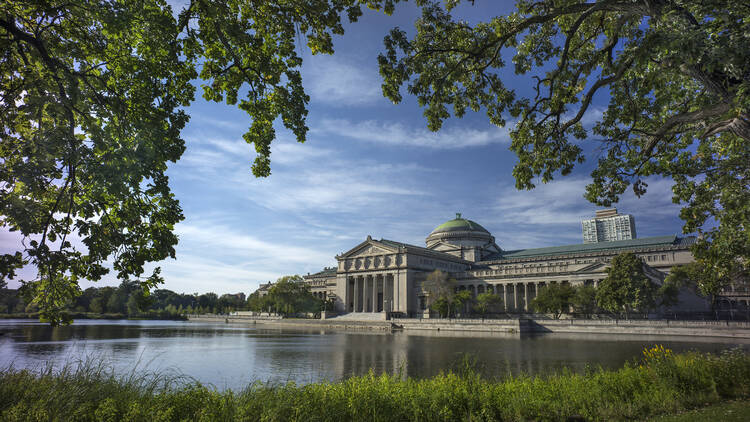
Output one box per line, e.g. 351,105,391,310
493,235,694,260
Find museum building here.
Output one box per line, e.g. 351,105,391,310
303,213,700,316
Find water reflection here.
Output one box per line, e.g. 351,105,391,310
1,319,748,391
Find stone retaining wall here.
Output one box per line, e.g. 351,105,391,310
187,315,750,338
528,319,750,338
187,315,392,331
392,318,521,333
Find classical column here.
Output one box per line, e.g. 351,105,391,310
524,283,529,312
389,273,398,311
372,275,377,312
385,274,391,312
513,283,518,311
364,275,370,312
362,276,367,312
346,277,352,312
353,276,360,312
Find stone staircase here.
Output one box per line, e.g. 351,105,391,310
328,312,388,321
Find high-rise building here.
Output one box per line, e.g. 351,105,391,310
582,208,637,243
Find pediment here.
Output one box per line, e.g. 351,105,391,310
574,262,609,273
427,241,460,252
340,239,398,258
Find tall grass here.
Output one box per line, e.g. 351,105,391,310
1,347,749,421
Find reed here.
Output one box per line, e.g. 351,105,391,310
2,347,749,421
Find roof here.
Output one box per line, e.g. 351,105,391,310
305,267,337,278
430,214,489,235
379,239,471,263
487,235,695,260
380,238,432,252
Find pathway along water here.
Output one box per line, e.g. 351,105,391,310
1,319,748,391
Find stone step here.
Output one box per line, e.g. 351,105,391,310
328,312,387,321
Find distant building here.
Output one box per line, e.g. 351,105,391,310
286,213,705,316
582,208,637,243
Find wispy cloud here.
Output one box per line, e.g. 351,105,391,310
303,56,383,106
178,134,431,215
480,176,684,250
315,118,512,149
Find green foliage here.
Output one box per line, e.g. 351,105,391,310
1,281,244,318
473,292,503,318
2,348,750,421
0,0,403,325
571,285,598,318
421,270,456,317
665,262,738,311
531,283,575,319
452,289,473,317
596,253,659,318
378,1,750,291
262,275,321,316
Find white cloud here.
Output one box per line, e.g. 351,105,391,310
304,56,383,106
178,133,431,215
315,118,512,149
150,220,341,293
481,176,684,249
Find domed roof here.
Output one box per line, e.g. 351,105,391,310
430,213,489,235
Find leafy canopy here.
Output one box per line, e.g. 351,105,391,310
596,252,658,316
0,0,400,324
264,275,321,315
379,0,749,291
531,283,575,319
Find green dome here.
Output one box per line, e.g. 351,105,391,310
430,213,489,235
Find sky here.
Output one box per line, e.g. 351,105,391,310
2,2,689,296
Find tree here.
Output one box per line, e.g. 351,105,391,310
379,1,749,297
421,270,456,316
664,262,742,314
0,0,401,325
126,293,141,316
452,289,473,317
474,292,503,319
531,283,575,319
265,275,320,316
571,285,598,318
89,297,103,314
596,253,659,318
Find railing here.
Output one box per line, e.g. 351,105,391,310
390,317,750,328
391,317,517,325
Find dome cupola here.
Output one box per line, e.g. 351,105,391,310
426,214,499,261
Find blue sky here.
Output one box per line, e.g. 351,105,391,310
2,2,689,295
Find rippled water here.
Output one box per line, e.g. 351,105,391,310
1,319,747,391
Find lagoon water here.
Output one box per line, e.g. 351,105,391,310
1,319,748,391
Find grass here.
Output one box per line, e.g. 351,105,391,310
648,400,750,421
1,347,749,421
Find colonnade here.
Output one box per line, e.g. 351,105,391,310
456,279,603,312
347,273,398,313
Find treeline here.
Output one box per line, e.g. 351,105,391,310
0,280,248,319
246,275,331,316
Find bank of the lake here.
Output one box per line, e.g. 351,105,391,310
0,312,187,321
4,319,749,389
190,314,750,338
2,347,749,422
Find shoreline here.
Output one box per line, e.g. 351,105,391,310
187,314,750,338
2,348,749,421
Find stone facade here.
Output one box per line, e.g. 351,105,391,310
302,215,708,316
